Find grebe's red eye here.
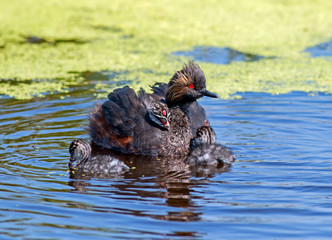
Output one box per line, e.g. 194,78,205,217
162,110,167,116
188,84,195,89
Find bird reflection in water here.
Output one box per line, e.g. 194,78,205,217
68,142,232,222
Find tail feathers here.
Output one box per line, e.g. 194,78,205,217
88,104,134,152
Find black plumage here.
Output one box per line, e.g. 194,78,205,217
186,126,235,166
88,62,217,157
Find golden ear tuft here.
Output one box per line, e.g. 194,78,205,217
176,71,193,86
166,61,200,104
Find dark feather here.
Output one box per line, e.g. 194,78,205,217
88,62,214,157
89,85,192,156
102,86,144,137
150,82,168,98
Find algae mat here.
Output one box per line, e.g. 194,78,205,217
0,0,332,99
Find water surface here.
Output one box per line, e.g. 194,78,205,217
173,46,269,64
0,85,331,239
305,39,332,57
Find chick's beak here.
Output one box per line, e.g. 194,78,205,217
161,120,170,130
200,88,218,98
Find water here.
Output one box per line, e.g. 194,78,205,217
0,84,332,239
173,46,270,64
305,39,332,57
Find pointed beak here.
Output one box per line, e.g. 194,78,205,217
200,88,218,98
164,121,170,130
161,120,170,130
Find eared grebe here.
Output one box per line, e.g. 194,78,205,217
185,125,235,166
89,62,217,157
89,87,190,156
166,62,217,135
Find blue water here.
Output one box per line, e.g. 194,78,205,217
305,39,332,57
173,46,269,64
0,88,331,239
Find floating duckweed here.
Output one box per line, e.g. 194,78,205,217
1,0,332,99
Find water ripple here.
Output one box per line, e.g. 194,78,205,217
0,91,331,239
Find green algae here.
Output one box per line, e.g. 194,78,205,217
0,0,332,99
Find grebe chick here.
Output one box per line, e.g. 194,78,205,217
142,93,170,130
69,139,129,174
186,126,235,166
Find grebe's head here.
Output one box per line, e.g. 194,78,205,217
190,124,216,150
166,61,217,106
69,139,91,168
148,101,170,130
195,125,216,144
